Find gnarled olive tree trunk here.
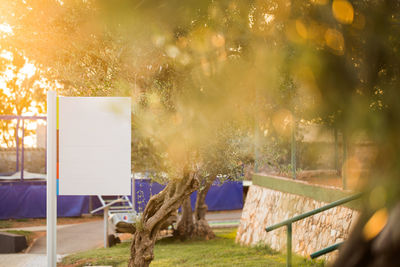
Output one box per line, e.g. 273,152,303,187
128,171,199,267
174,196,195,240
193,175,216,239
174,174,216,240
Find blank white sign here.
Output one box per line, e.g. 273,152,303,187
59,97,131,195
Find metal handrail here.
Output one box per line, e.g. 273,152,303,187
0,115,46,120
310,242,343,259
90,198,125,214
265,193,362,267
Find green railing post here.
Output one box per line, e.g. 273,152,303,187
334,127,339,175
254,127,259,173
342,131,347,190
291,117,296,180
287,223,292,267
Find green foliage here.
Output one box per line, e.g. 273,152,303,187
15,218,29,222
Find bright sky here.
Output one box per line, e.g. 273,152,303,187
0,23,12,35
0,23,46,148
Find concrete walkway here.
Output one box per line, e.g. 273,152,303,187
0,254,48,267
0,254,64,267
29,220,104,254
0,220,104,267
206,210,242,222
205,210,242,228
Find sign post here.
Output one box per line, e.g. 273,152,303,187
46,91,131,265
46,91,57,267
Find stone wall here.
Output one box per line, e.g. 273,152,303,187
236,185,360,262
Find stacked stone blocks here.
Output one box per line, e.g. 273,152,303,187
236,185,359,262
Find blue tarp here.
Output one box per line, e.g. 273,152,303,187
190,179,243,211
132,179,243,212
0,181,89,219
0,180,243,219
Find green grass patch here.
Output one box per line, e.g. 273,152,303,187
60,228,324,267
252,174,362,210
15,218,29,222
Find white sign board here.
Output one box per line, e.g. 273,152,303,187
58,97,131,195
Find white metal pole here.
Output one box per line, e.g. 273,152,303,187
104,206,109,248
132,175,135,212
47,91,57,267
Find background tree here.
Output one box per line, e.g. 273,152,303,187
0,49,45,147
175,123,252,240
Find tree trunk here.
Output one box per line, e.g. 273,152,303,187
194,179,213,221
128,171,199,267
173,174,216,241
174,196,194,240
193,175,216,239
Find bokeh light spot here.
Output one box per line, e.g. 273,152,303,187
324,28,345,55
362,208,388,241
211,33,225,48
332,0,354,24
296,20,308,39
166,45,180,59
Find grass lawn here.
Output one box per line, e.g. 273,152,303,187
60,228,324,267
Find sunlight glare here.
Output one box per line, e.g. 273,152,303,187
19,63,36,79
264,14,275,25
0,50,13,61
0,23,13,35
272,109,293,137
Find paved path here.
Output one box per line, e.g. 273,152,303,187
206,210,242,221
29,220,104,254
0,254,47,267
0,254,64,267
0,221,104,267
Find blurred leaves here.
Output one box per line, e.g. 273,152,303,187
1,0,400,198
